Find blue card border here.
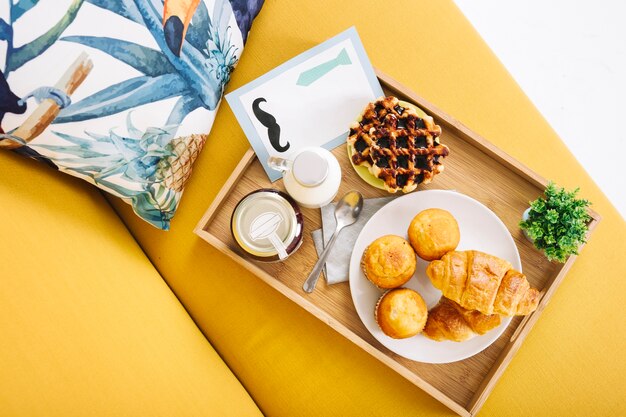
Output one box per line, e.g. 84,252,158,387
226,26,384,182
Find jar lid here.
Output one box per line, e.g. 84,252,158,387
293,150,329,187
231,189,303,262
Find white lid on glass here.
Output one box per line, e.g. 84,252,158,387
231,190,302,261
292,150,329,187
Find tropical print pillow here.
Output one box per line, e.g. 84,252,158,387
0,0,263,230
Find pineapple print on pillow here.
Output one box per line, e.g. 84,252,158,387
0,0,264,230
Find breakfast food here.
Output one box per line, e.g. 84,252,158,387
362,235,416,288
408,208,460,260
426,250,541,315
348,96,449,193
375,288,428,339
423,297,501,342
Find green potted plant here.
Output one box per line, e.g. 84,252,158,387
520,182,591,263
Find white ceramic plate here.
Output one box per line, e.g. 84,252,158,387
349,190,521,363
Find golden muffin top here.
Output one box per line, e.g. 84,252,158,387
376,288,428,339
408,208,460,261
362,235,416,288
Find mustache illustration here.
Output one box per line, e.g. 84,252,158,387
252,97,290,152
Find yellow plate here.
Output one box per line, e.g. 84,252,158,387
346,100,431,191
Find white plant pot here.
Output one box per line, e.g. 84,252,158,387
521,207,534,243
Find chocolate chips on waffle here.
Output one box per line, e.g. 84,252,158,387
348,96,449,193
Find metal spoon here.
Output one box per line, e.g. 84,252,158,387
303,191,363,293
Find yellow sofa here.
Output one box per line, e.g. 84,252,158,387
2,1,625,416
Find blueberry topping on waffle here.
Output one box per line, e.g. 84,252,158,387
414,135,428,148
354,138,368,152
376,155,390,168
378,136,391,149
397,154,409,169
396,173,409,187
414,154,428,170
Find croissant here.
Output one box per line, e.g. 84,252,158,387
423,296,501,342
426,250,540,315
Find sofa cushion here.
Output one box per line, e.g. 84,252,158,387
107,1,624,417
0,152,261,417
0,0,263,230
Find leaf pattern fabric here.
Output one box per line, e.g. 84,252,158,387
0,0,264,230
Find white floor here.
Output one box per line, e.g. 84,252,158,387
454,0,625,219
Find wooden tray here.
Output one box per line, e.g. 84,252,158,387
195,70,600,416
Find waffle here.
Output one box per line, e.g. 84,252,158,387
348,96,449,193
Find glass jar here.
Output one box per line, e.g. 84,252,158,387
230,189,303,262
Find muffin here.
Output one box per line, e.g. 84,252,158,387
408,208,460,261
375,288,428,339
361,235,416,289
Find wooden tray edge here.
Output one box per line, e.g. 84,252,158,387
375,69,548,191
195,219,470,417
467,209,600,414
375,68,601,226
375,69,601,415
194,71,602,417
194,148,256,236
